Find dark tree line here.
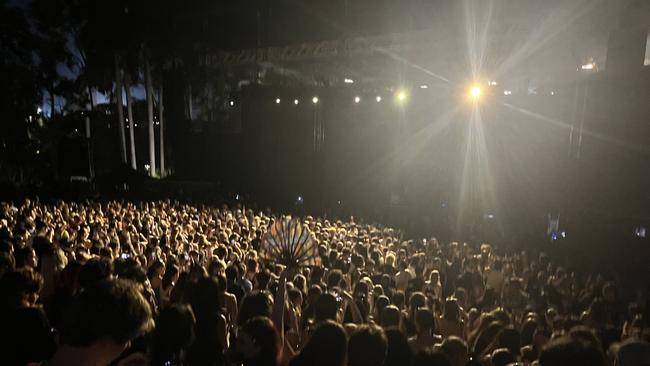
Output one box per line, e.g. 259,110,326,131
1,0,251,182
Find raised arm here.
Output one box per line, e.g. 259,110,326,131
341,291,364,324
271,270,288,343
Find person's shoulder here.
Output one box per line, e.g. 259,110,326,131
242,278,253,288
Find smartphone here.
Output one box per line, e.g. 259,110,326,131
121,253,130,259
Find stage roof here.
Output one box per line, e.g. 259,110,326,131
202,0,648,90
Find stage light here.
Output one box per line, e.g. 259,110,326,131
635,227,646,238
312,96,319,104
354,96,361,103
581,63,595,70
550,91,555,96
396,90,407,102
419,84,428,89
503,90,512,96
488,81,498,86
376,96,382,102
344,78,354,84
229,100,234,106
37,107,42,114
294,99,299,105
469,86,482,100
275,98,281,104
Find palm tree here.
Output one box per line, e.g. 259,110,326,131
114,55,127,164
124,72,137,169
145,53,156,177
158,84,165,177
70,0,133,166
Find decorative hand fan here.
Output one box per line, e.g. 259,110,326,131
261,217,320,268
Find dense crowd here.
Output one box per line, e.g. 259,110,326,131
0,199,649,366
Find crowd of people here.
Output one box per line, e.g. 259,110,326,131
0,199,649,366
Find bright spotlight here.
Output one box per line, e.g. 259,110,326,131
503,90,512,96
294,99,299,105
275,98,281,104
396,90,407,102
470,86,481,99
344,78,354,84
376,96,382,102
354,96,361,103
419,84,428,89
312,96,319,104
229,100,234,106
581,63,595,70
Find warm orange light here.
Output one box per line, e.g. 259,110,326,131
470,86,482,99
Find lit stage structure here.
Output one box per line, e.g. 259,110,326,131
172,0,650,242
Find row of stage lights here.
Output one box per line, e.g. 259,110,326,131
227,81,542,107
228,89,427,107
269,94,386,105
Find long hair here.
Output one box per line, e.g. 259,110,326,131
151,304,196,366
290,320,347,366
188,276,224,365
162,264,179,289
443,298,461,321
472,321,504,358
241,316,281,366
